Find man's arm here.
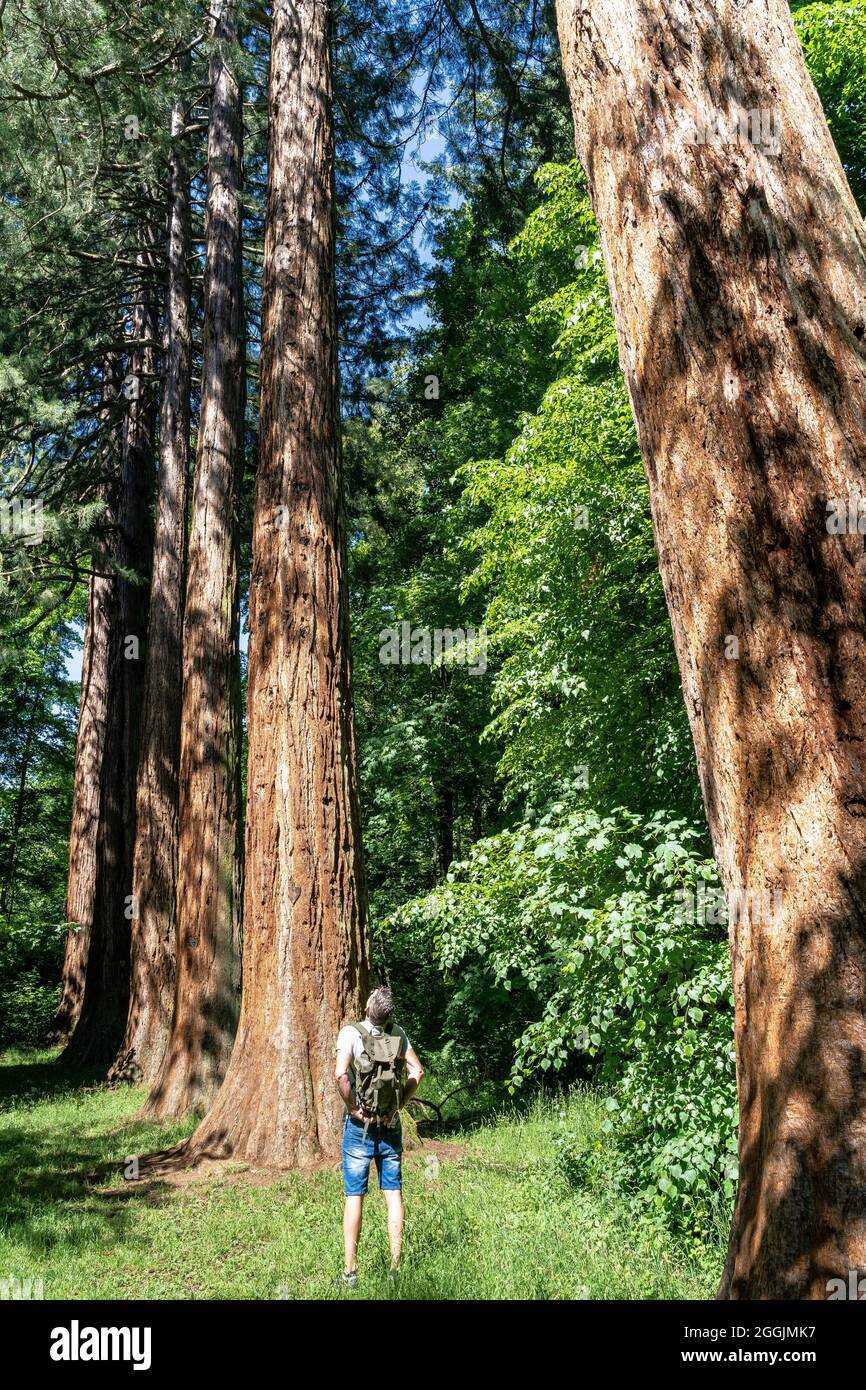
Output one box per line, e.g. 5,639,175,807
401,1044,425,1108
335,1044,365,1120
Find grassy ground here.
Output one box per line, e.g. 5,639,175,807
0,1047,722,1300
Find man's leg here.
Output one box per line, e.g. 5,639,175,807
377,1126,404,1270
383,1189,403,1268
341,1116,371,1280
344,1194,363,1275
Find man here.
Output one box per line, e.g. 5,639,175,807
334,985,424,1287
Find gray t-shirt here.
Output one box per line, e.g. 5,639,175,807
336,1021,411,1104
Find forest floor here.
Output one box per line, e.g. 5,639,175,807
0,1047,722,1300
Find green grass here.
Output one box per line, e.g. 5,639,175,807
0,1048,721,1299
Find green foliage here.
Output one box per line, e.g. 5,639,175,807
0,917,65,1045
0,973,59,1047
509,810,737,1241
0,618,79,925
0,0,204,631
347,400,500,923
795,1,866,213
0,616,77,1044
462,162,697,818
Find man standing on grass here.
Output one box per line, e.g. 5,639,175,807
334,985,425,1288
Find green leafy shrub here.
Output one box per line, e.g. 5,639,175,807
0,971,59,1046
552,1129,594,1190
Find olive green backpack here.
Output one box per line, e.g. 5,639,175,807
351,1022,405,1126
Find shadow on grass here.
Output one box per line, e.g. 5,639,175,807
0,1049,194,1262
0,1055,106,1112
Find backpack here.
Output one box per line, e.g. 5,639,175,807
351,1021,405,1123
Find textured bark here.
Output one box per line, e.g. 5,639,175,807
183,0,369,1165
60,258,157,1070
556,0,866,1297
141,6,244,1119
110,103,192,1086
52,362,120,1041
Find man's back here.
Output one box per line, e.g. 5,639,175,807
335,1018,411,1110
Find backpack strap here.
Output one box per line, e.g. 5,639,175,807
349,1023,372,1137
388,1023,406,1065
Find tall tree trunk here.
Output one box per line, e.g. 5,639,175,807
183,0,369,1165
110,103,192,1086
141,5,244,1119
60,252,158,1070
555,0,866,1297
436,784,454,879
51,360,120,1041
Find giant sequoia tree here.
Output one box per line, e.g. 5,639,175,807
183,0,369,1166
555,0,866,1296
142,1,245,1119
110,97,193,1086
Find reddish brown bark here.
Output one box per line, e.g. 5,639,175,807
141,4,244,1119
181,0,368,1166
60,257,157,1070
556,0,866,1295
110,103,192,1086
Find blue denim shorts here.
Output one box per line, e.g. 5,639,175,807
341,1115,403,1195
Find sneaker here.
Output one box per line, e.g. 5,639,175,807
337,1271,358,1289
388,1266,401,1283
